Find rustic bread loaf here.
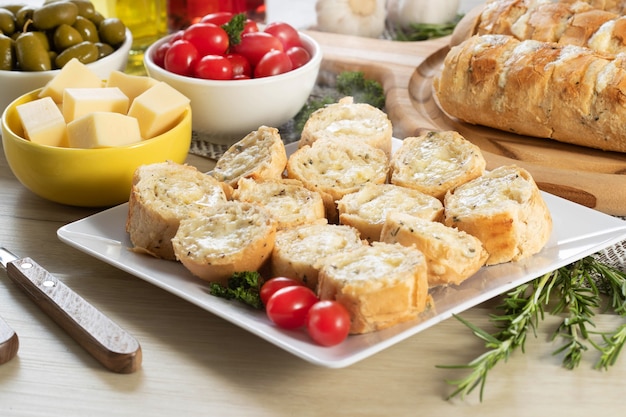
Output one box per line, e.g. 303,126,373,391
443,164,552,265
381,212,489,287
209,125,287,188
434,33,626,152
389,131,486,200
317,242,429,334
126,161,229,260
299,96,393,156
233,177,326,230
270,223,365,291
337,183,443,242
171,200,276,284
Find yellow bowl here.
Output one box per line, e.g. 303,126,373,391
1,89,192,207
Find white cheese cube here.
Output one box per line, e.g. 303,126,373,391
67,112,142,149
16,96,68,147
128,81,190,139
38,58,102,103
62,87,130,122
106,70,159,104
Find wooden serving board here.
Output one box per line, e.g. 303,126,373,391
306,30,626,216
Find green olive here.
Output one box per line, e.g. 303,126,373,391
54,40,98,67
0,4,25,15
30,31,51,51
53,23,83,51
72,15,98,43
89,10,104,27
0,8,16,36
32,1,79,31
94,41,113,59
98,17,126,47
69,0,96,20
15,6,34,31
15,31,51,71
0,33,15,70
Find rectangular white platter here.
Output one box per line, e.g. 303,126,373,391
57,142,626,368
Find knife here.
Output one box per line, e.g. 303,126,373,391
0,247,142,373
0,314,18,365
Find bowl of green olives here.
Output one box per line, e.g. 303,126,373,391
0,0,132,115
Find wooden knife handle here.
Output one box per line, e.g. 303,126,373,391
0,315,18,365
6,257,142,373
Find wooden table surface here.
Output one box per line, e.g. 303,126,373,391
2,1,626,416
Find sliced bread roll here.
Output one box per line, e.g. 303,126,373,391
299,96,393,156
126,161,230,260
233,177,326,230
286,138,389,221
443,164,552,265
337,183,444,242
390,131,486,200
381,212,489,287
209,125,287,188
317,242,429,334
171,200,276,284
270,223,365,291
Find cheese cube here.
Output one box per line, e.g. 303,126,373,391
62,87,129,122
67,112,142,149
39,58,102,103
106,70,159,104
16,96,68,147
128,81,190,139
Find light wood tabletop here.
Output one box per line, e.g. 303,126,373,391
2,1,626,416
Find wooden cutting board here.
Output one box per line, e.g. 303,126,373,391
306,30,626,216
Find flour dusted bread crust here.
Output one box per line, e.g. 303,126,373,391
171,200,276,284
337,183,443,242
233,177,326,230
209,125,287,188
443,165,552,265
126,161,229,260
389,131,486,200
434,33,626,152
299,96,393,156
317,242,429,334
270,223,365,290
381,212,489,287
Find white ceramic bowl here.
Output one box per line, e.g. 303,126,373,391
0,29,132,116
144,31,322,144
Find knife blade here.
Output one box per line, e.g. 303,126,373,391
0,314,18,365
0,247,141,373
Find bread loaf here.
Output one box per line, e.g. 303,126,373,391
209,125,287,188
171,200,276,284
389,131,486,200
317,242,429,334
443,164,552,265
381,212,489,287
434,33,626,152
126,161,229,260
337,183,443,242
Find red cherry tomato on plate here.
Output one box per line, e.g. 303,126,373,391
264,21,302,50
164,39,199,76
233,31,284,67
225,53,251,78
194,55,233,80
286,46,310,70
260,277,302,306
306,300,351,347
254,50,292,78
183,22,229,57
266,285,318,329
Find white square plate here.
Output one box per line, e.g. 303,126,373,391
57,143,626,368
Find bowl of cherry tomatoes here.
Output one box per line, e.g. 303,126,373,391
144,12,322,143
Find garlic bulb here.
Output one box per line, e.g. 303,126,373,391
387,0,460,26
316,0,387,38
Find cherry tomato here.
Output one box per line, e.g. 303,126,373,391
264,21,302,50
200,12,233,26
225,53,251,78
164,39,199,76
266,285,318,329
233,31,284,67
183,22,229,57
286,46,310,70
243,19,259,34
153,41,171,68
254,50,293,78
260,277,302,306
306,301,351,347
194,55,233,80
